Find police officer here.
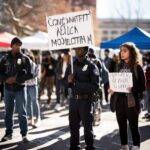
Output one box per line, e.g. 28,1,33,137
0,37,34,142
65,46,99,150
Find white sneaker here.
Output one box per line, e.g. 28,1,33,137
54,103,61,111
120,145,129,150
28,118,35,126
131,146,140,150
34,118,41,128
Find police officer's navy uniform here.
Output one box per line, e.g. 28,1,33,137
65,57,99,150
0,51,33,138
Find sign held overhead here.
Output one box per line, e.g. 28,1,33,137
46,10,94,50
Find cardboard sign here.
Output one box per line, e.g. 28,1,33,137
109,73,133,93
46,10,94,50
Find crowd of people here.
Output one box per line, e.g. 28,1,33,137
0,37,150,150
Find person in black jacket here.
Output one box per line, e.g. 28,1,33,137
65,46,99,150
109,42,145,150
104,49,116,103
0,37,33,142
55,54,63,111
39,52,56,108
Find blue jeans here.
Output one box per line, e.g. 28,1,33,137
26,85,40,119
4,87,28,136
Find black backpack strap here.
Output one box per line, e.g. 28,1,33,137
133,64,138,80
115,63,120,72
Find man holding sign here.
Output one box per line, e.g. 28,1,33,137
47,10,97,150
65,46,99,150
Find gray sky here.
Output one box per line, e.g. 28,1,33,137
96,0,150,19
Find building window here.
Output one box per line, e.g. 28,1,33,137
121,30,125,34
111,30,118,34
102,30,108,35
102,37,108,41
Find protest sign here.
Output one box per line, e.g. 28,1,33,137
109,73,133,93
46,10,94,50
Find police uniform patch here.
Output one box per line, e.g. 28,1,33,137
82,65,88,71
93,68,99,76
49,65,52,69
17,58,22,65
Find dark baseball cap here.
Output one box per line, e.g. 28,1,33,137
11,37,22,47
105,49,110,53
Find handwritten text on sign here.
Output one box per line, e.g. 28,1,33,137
109,73,133,93
46,10,94,50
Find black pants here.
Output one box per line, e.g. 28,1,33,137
69,98,94,150
0,83,4,101
116,95,140,146
56,79,66,104
39,76,55,104
104,82,109,103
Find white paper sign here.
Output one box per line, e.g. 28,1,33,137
109,73,133,93
46,10,94,50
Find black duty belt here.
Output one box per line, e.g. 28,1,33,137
74,94,91,100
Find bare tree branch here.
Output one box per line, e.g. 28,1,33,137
18,4,40,18
0,0,39,36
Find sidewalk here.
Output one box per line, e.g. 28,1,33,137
0,97,150,150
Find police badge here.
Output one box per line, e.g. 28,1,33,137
82,65,88,71
93,68,99,76
17,59,22,65
49,65,52,69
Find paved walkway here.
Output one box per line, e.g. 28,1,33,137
0,97,150,150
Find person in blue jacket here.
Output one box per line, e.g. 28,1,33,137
65,46,99,150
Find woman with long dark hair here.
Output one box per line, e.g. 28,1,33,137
109,42,145,150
